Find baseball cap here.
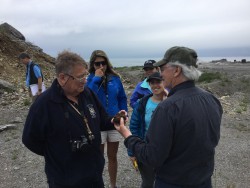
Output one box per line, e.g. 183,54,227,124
143,60,156,70
147,72,163,82
155,46,198,68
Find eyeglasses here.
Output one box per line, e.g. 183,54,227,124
66,73,89,83
94,61,106,66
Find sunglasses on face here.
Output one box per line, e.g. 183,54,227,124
94,61,106,66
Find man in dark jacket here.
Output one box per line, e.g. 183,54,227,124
22,50,123,188
114,46,223,188
19,52,44,102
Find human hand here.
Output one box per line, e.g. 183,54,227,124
130,156,137,164
36,91,42,96
113,110,128,124
112,115,131,138
130,157,138,171
95,68,104,77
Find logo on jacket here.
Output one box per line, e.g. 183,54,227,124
87,104,96,118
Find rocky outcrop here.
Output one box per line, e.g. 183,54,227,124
0,22,56,106
0,22,25,41
0,79,15,92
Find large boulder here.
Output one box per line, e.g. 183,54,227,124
0,22,25,41
0,79,15,92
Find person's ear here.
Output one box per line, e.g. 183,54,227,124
58,73,68,86
173,66,182,77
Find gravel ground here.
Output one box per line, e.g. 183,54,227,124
0,106,249,188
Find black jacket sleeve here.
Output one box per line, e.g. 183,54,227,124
22,102,48,156
124,104,174,168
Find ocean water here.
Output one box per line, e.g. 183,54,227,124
109,57,250,67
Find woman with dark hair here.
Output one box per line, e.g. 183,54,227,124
128,72,167,188
87,50,128,188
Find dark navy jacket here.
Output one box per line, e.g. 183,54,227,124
125,81,223,186
22,79,113,186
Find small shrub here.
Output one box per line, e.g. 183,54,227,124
11,149,18,160
219,82,226,87
236,123,248,132
240,77,250,84
241,96,249,104
198,72,222,83
23,99,31,106
221,77,230,83
235,108,242,114
239,103,247,111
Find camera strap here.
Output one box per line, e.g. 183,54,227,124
68,102,95,142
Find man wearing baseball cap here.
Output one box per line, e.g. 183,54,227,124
114,46,223,188
130,60,159,108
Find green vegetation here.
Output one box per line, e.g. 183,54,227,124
198,72,222,83
235,95,249,114
115,66,142,71
23,99,31,106
235,123,248,132
240,77,250,84
239,96,249,111
11,149,18,160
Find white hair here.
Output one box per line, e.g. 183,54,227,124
168,61,202,81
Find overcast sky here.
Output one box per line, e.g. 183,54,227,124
1,0,250,59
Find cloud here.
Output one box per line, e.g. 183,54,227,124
1,0,250,57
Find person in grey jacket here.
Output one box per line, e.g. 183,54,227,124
114,46,223,188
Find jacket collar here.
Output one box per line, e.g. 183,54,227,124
140,78,151,91
50,79,68,103
168,80,195,97
137,93,153,113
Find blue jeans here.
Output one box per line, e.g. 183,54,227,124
154,178,212,188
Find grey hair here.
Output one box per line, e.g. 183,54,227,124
168,61,202,81
55,50,87,76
